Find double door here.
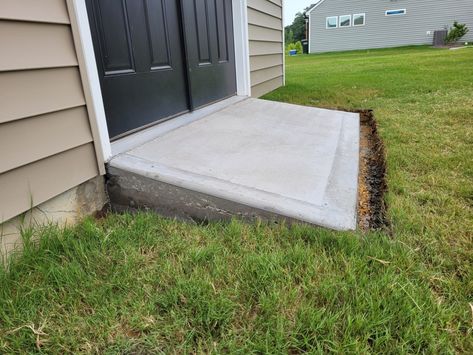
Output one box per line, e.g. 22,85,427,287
87,0,237,138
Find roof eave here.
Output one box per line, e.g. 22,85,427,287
306,0,327,16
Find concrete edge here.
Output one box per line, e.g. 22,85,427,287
110,153,357,231
323,114,361,230
107,166,307,227
253,98,360,120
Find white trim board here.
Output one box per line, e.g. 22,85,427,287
233,0,252,96
66,0,111,171
68,0,251,163
282,0,286,86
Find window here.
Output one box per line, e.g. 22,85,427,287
339,15,351,27
385,9,406,16
326,16,338,29
353,13,365,26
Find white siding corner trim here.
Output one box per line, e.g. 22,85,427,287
281,0,286,86
66,0,111,170
233,0,252,97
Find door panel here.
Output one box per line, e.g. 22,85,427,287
87,0,189,138
194,0,211,64
94,0,135,75
145,0,173,69
181,0,237,109
215,0,230,63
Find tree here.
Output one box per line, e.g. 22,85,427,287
445,21,469,44
286,29,294,44
285,3,318,44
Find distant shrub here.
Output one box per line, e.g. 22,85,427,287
445,21,469,44
294,41,304,54
287,41,304,54
286,42,296,54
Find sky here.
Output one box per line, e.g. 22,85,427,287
284,0,319,26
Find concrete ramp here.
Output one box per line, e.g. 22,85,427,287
108,98,360,230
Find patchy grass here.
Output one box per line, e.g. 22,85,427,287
1,46,472,353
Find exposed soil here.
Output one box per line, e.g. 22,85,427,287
356,110,390,232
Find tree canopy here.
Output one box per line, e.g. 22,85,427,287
284,3,318,44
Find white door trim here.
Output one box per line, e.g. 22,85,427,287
68,0,251,163
66,0,112,170
281,0,286,85
232,0,251,96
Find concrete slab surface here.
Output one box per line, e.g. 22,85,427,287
109,98,360,230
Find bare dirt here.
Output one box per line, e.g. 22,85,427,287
356,110,390,232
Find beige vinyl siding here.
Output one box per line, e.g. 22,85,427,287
251,76,284,98
0,21,78,71
250,66,283,87
0,144,99,223
0,107,93,174
247,0,284,97
0,67,86,124
250,54,283,71
0,0,70,24
0,1,100,223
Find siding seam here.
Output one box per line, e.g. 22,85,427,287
0,17,70,25
248,23,283,31
250,63,283,72
251,74,284,86
247,7,282,20
251,72,283,87
0,104,87,125
0,64,79,74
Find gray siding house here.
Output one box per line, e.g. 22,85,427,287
308,0,473,53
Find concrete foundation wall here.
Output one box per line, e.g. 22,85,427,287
0,176,107,261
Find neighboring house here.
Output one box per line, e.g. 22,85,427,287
307,0,473,53
0,0,284,254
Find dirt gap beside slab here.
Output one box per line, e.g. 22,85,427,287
356,110,390,231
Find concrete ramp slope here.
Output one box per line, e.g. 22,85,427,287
108,98,360,230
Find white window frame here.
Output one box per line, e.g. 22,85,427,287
326,16,338,29
339,15,351,28
385,9,407,16
353,13,366,27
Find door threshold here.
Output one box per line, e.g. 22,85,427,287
111,95,248,157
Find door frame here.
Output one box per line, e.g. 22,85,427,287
67,0,251,164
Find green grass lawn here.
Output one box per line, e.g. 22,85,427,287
1,46,472,353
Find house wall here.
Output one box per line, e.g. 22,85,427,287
0,0,105,228
1,176,107,259
0,0,284,238
309,0,473,53
247,0,284,97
